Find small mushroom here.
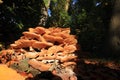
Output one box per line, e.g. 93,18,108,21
34,27,46,34
23,32,41,40
43,34,63,43
63,45,77,53
32,41,53,49
61,62,76,67
57,55,77,62
36,56,56,60
25,52,39,59
28,59,51,71
28,28,34,33
10,40,35,49
63,36,77,45
47,46,63,56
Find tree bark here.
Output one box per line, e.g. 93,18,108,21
110,0,120,53
38,0,48,26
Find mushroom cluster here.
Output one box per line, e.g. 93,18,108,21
0,27,78,80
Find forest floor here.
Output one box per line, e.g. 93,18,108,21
0,44,120,80
30,51,120,80
75,51,120,80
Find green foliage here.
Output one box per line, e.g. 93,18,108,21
46,0,71,27
69,0,114,53
43,0,50,9
0,0,45,45
59,11,71,27
77,9,87,21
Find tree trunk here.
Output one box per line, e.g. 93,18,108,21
38,0,48,26
65,0,71,12
110,0,120,53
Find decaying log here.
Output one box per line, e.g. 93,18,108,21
0,26,78,80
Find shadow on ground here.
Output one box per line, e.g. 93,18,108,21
75,59,120,80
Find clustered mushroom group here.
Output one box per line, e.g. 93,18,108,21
0,27,78,80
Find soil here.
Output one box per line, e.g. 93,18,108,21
75,59,120,80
